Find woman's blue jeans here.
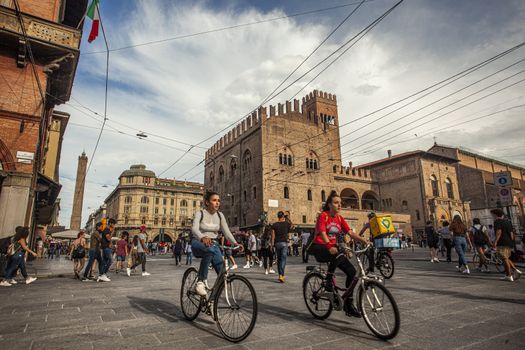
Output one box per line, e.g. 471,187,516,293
191,239,223,281
5,252,28,279
454,236,468,267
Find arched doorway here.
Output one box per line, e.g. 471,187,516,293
361,191,379,210
340,188,359,209
152,233,174,243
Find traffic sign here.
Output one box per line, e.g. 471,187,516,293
498,186,513,206
494,171,512,187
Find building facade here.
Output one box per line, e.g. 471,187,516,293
0,0,87,239
205,90,413,235
358,151,471,238
429,144,525,232
101,165,204,242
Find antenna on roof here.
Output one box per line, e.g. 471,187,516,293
433,136,437,145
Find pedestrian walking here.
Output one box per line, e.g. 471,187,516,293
260,226,275,274
82,222,104,282
173,236,183,266
438,221,453,262
292,233,300,257
450,215,472,274
469,218,490,272
243,231,258,268
300,230,310,263
99,218,115,281
426,221,440,263
185,241,193,265
48,239,55,259
70,230,86,279
36,238,43,258
491,209,522,281
127,225,150,276
271,211,292,283
0,226,37,287
115,231,129,274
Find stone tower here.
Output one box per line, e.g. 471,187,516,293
70,152,88,230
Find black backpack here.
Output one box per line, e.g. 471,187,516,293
472,225,487,245
72,245,86,259
0,236,13,255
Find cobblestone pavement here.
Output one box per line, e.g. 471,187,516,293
0,249,523,350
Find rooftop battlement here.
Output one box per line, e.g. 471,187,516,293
332,162,374,182
206,90,338,159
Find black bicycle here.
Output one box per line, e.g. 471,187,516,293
180,244,257,342
360,246,395,279
303,245,400,340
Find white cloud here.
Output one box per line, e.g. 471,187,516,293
57,0,525,226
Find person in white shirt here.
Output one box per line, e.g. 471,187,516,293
300,231,311,263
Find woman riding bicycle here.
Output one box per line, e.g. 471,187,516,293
191,190,243,296
310,191,369,318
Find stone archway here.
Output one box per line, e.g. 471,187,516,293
340,188,359,209
151,231,175,243
361,191,379,210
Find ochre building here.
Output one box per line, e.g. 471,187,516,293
102,165,204,242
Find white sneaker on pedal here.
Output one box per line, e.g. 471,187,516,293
195,281,207,296
243,263,250,269
231,264,238,270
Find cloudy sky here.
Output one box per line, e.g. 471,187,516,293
57,0,525,226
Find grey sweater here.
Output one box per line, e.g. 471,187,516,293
191,210,237,244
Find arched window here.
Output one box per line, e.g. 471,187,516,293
287,155,292,166
209,171,215,186
243,150,252,172
279,153,283,164
180,199,188,207
306,151,319,170
125,196,132,204
321,190,326,202
445,178,454,199
230,158,237,175
430,175,439,197
243,190,247,202
279,147,294,166
218,166,224,183
307,189,312,201
402,200,408,211
140,196,149,204
284,186,289,199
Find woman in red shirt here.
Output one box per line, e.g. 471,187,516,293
311,191,368,317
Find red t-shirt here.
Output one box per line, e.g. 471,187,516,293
314,211,350,249
116,239,127,256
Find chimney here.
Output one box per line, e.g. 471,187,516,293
387,150,392,158
348,161,353,169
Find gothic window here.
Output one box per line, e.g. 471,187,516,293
242,150,252,172
279,147,294,166
230,159,237,175
219,166,225,183
169,218,174,226
287,155,292,166
445,178,454,199
307,189,312,201
209,171,215,186
321,190,326,202
430,175,439,197
284,186,289,199
306,151,319,170
279,153,283,164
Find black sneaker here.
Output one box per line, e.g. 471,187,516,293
344,302,362,318
81,277,92,282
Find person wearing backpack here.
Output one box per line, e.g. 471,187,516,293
260,225,275,275
1,226,37,287
450,215,473,274
469,218,491,272
81,222,104,282
426,221,440,263
70,230,87,279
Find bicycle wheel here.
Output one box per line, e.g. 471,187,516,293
303,272,333,320
214,275,257,342
180,267,202,321
358,280,400,340
493,253,505,273
378,254,394,279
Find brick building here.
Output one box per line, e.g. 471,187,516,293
429,143,525,232
0,0,88,239
358,150,471,238
101,165,204,242
205,90,413,235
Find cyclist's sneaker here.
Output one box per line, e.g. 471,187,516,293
231,264,238,270
501,275,514,282
344,300,362,318
514,269,522,280
195,281,208,295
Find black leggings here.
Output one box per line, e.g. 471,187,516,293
260,247,274,269
310,244,357,287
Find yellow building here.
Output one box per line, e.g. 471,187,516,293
103,165,204,242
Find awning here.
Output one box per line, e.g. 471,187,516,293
35,173,62,225
51,229,90,239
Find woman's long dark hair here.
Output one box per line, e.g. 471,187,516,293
449,215,466,234
204,190,220,207
14,226,30,241
322,191,339,212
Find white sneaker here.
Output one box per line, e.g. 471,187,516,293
462,267,470,275
434,258,440,263
269,268,276,274
25,277,37,284
430,259,435,263
195,281,207,296
243,263,251,269
142,272,151,276
9,279,17,285
126,268,131,277
456,266,461,272
97,275,110,282
231,264,238,270
265,269,269,275
0,280,11,287
514,269,522,280
501,275,514,282
259,261,263,268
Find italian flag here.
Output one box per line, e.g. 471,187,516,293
87,0,100,43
